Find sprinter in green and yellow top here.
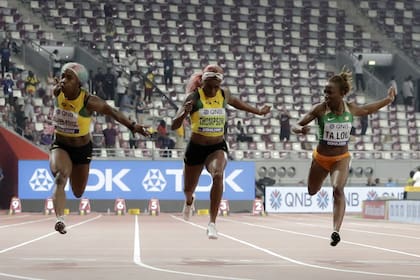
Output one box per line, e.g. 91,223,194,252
50,62,150,235
171,64,271,239
293,68,396,247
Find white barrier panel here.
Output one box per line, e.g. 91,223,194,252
218,199,230,216
388,200,420,224
114,198,127,215
148,198,160,216
79,198,91,215
252,198,265,216
265,187,404,213
9,197,22,214
44,198,55,215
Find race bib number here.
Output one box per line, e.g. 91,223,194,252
323,123,351,146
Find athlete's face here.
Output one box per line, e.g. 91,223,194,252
323,82,343,103
60,69,80,98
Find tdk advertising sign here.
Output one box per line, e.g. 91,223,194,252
19,160,255,200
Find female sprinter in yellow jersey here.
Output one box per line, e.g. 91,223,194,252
171,64,271,239
292,68,395,246
51,63,150,234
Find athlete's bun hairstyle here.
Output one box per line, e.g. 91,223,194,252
329,66,353,95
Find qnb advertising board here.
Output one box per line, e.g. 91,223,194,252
265,186,404,213
19,160,255,200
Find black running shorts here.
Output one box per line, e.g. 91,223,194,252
50,141,93,165
184,140,228,166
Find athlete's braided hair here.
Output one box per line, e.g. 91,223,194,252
329,66,353,95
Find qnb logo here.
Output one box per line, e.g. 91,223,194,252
367,190,378,200
316,189,329,210
29,169,54,191
142,169,167,192
269,190,282,210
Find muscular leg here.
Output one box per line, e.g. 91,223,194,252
205,150,227,224
49,149,72,219
329,156,351,232
69,164,90,198
307,160,329,195
184,163,204,205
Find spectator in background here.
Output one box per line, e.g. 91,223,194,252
105,21,116,50
94,68,106,99
15,105,26,135
360,115,368,136
51,49,61,77
91,123,104,156
353,54,365,92
116,71,129,106
2,73,14,104
23,97,35,122
163,53,174,90
144,68,154,103
413,166,420,187
1,39,11,77
23,125,35,142
103,67,116,101
402,75,414,107
135,95,146,124
103,1,114,24
119,92,135,119
40,123,54,146
388,75,398,105
235,120,252,142
279,107,291,141
25,71,40,95
127,50,138,77
103,122,117,157
385,178,397,187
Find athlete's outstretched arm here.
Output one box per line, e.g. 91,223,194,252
87,95,150,136
349,86,395,116
171,93,194,130
224,88,271,115
292,103,323,135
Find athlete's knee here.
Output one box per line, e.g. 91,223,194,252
212,171,224,186
333,187,345,199
72,188,85,198
307,184,321,196
54,172,68,187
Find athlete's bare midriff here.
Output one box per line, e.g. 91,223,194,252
316,142,348,157
190,133,224,146
55,133,91,147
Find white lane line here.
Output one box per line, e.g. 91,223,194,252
226,218,420,259
0,215,102,254
294,221,420,240
133,215,254,280
0,272,45,280
171,216,420,279
0,217,54,229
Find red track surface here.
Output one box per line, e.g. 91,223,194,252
0,213,419,280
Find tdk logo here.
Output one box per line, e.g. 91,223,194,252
29,169,54,191
142,169,167,192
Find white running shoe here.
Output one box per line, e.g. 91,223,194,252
182,198,194,221
207,222,218,240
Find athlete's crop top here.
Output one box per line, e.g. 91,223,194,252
53,89,91,137
318,102,353,146
190,88,226,137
